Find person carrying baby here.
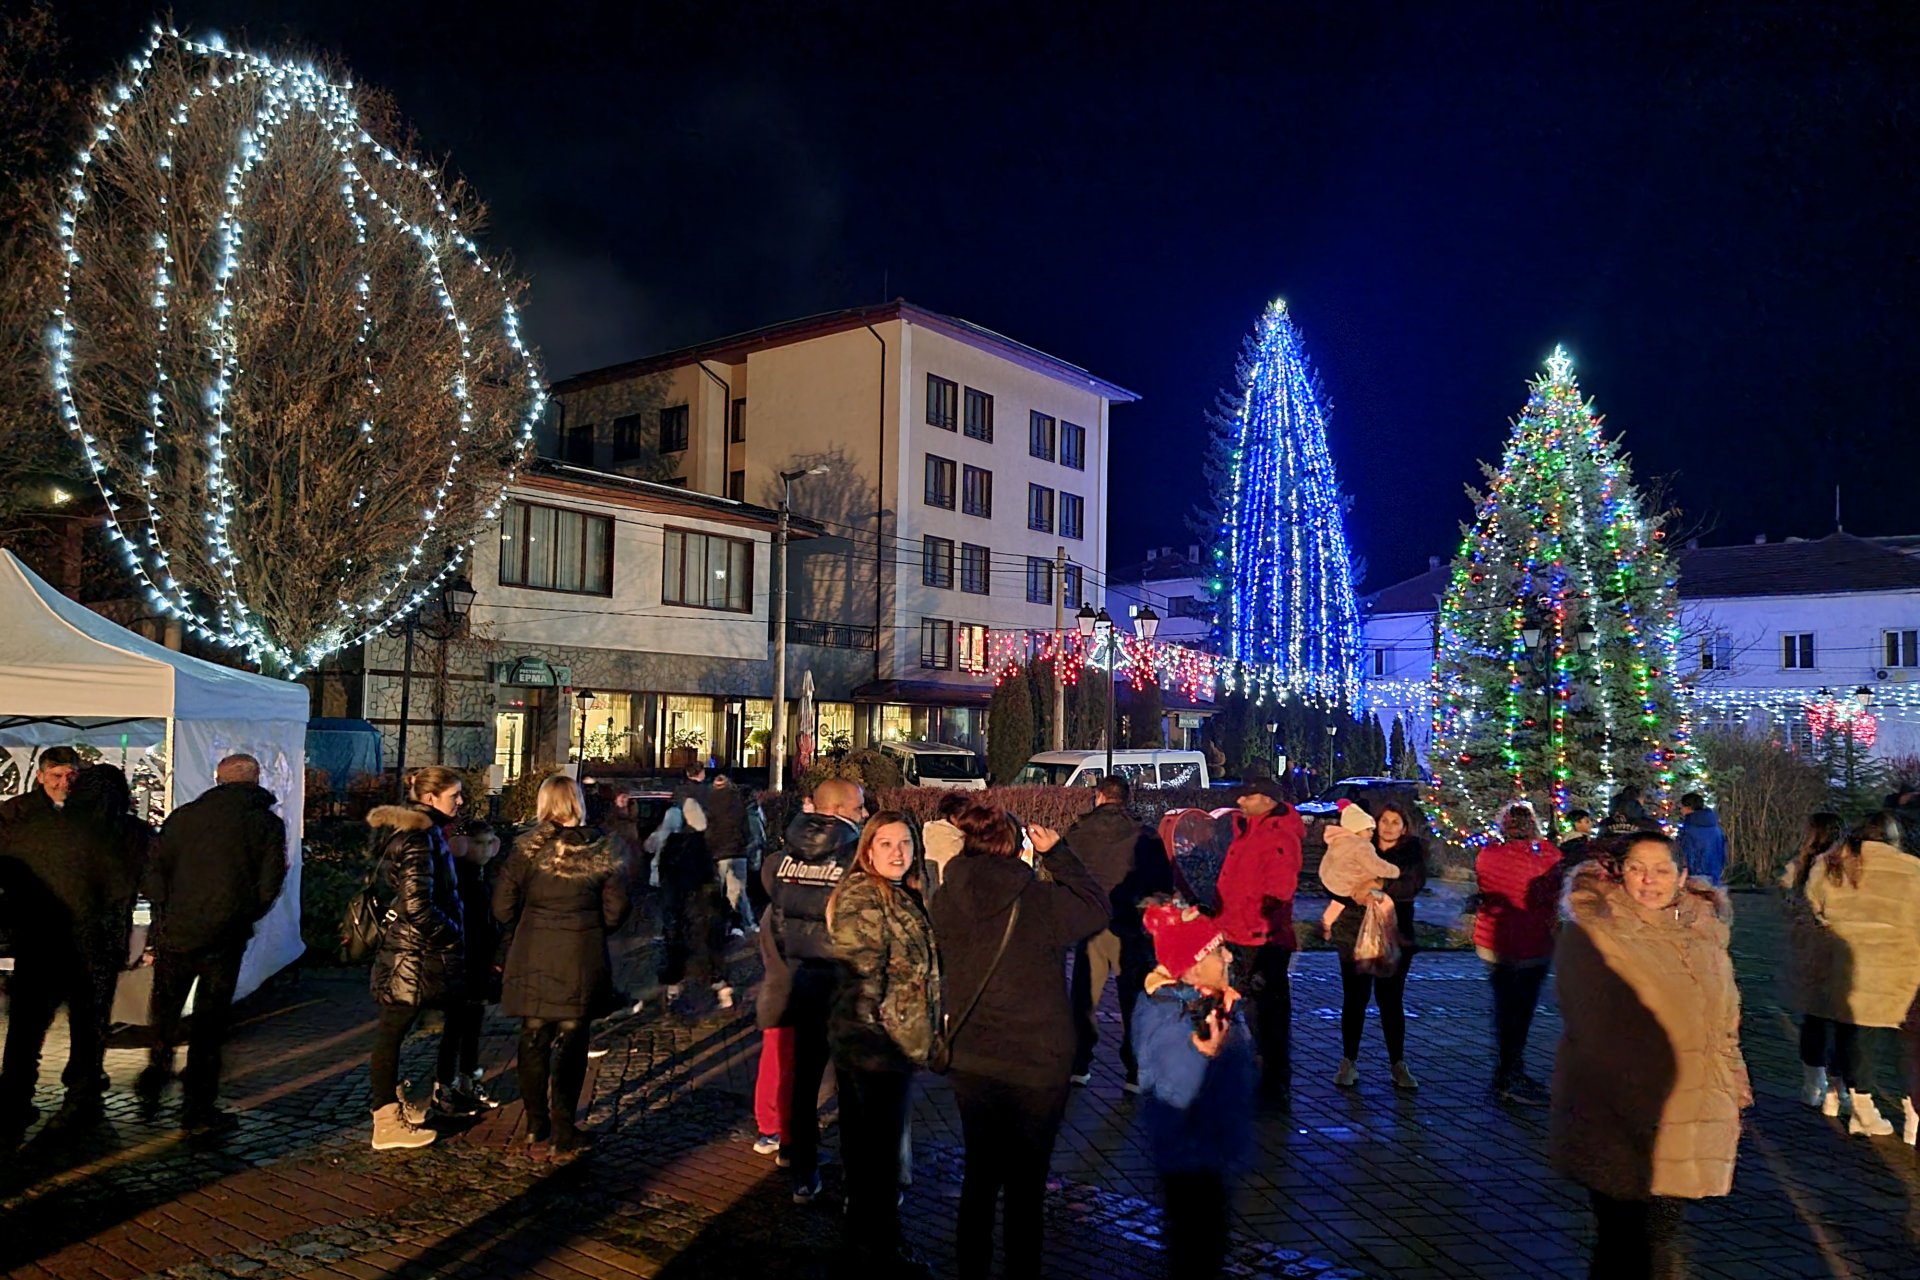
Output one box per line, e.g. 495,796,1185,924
1320,801,1427,1091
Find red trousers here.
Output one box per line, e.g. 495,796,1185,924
755,1026,794,1139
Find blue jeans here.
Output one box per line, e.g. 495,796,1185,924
718,857,751,927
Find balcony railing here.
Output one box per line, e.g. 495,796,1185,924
788,618,876,650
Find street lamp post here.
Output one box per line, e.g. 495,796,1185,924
1078,603,1157,781
770,465,830,793
574,690,597,763
390,575,477,798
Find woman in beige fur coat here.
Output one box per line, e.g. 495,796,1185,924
1803,811,1920,1142
1550,833,1750,1280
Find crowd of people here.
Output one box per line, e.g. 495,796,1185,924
2,743,1918,1280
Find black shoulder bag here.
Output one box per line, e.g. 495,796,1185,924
927,898,1019,1075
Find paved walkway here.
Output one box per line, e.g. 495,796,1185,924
0,892,1915,1279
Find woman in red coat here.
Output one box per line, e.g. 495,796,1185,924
1474,803,1563,1105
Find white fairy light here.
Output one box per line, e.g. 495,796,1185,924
50,26,543,674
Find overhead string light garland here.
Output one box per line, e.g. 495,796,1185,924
1212,300,1363,708
50,26,544,673
1427,348,1699,846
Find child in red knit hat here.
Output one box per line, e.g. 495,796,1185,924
1130,900,1257,1278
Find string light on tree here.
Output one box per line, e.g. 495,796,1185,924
1427,347,1699,845
1208,300,1363,708
51,26,544,673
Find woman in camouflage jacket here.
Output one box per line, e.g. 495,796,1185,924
825,812,942,1275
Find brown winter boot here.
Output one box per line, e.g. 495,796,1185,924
370,1102,436,1151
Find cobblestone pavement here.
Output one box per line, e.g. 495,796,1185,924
0,892,1915,1279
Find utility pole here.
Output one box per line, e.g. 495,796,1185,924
770,466,828,792
1052,545,1067,750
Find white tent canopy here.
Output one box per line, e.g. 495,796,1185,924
0,551,307,999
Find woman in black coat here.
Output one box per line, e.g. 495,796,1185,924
1329,800,1428,1091
928,804,1109,1280
365,766,466,1151
494,775,630,1152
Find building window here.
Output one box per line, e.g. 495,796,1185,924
1701,631,1733,671
964,387,994,442
499,500,613,596
663,527,753,612
963,465,993,518
958,623,988,674
923,535,955,589
1062,563,1082,607
727,470,745,501
1027,557,1054,605
611,414,644,463
924,455,956,509
926,374,958,430
1782,633,1816,669
1028,483,1054,533
659,404,690,453
1061,421,1086,470
730,398,747,443
1372,647,1392,677
1060,492,1084,540
921,618,954,670
1887,629,1920,668
561,421,594,465
1030,411,1056,461
961,543,991,595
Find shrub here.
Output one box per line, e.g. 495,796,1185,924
800,747,905,795
298,819,376,963
1697,728,1833,886
499,764,564,825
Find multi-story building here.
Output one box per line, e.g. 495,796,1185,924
545,300,1138,756
1104,545,1218,748
1362,533,1920,768
348,461,815,779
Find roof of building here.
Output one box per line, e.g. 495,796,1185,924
1365,531,1920,617
547,299,1141,403
517,460,822,537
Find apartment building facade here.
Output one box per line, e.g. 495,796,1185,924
545,301,1138,758
351,462,813,779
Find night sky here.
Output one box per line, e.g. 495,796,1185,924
59,1,1920,589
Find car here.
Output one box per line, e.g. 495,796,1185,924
879,740,989,790
1014,749,1211,790
1295,776,1432,834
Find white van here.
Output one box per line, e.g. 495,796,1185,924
879,739,989,790
1014,749,1210,790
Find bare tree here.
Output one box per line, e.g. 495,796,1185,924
53,27,542,671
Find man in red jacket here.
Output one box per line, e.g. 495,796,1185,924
1214,776,1304,1102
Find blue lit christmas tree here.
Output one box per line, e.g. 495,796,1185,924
1209,300,1362,707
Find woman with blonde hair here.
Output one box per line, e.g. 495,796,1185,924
493,774,631,1153
825,811,941,1276
365,766,467,1151
1803,811,1920,1141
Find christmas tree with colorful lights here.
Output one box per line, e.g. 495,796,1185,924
1209,300,1362,708
1428,348,1697,845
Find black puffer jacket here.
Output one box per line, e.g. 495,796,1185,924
704,785,750,860
494,822,630,1021
758,811,858,1028
930,843,1109,1088
145,782,287,953
367,804,464,1009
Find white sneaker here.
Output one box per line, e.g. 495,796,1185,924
1068,1072,1092,1087
1821,1083,1843,1117
753,1132,781,1156
370,1102,435,1150
1334,1058,1359,1089
1848,1090,1894,1137
714,983,735,1010
587,1045,609,1060
1903,1097,1918,1146
1801,1064,1829,1109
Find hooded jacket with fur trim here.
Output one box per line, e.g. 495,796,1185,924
493,821,631,1021
1549,862,1749,1202
366,803,463,1008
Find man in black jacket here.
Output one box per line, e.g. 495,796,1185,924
762,777,864,1203
0,746,80,827
706,773,753,936
1066,777,1174,1090
136,754,288,1128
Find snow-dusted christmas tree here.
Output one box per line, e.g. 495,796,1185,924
1208,300,1362,708
1428,348,1697,844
